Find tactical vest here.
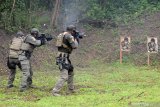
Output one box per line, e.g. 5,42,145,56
20,35,34,52
9,37,24,58
56,32,72,51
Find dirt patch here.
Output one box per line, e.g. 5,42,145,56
1,11,160,75
0,29,12,75
23,95,41,102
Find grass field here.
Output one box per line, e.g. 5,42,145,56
1,61,160,107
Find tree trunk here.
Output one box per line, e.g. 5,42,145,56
10,0,16,20
51,0,61,29
29,0,32,26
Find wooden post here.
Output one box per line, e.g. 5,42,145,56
120,37,122,64
120,49,122,64
147,53,150,66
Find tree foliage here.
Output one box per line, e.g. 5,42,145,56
86,0,160,23
0,0,54,32
1,0,160,32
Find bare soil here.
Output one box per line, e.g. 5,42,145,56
1,11,160,74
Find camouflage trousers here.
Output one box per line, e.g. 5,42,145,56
52,52,74,93
7,54,33,89
18,54,32,89
7,58,21,86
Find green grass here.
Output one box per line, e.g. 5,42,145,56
1,61,160,107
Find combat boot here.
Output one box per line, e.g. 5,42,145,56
52,90,61,96
19,86,28,92
52,93,61,96
29,84,37,89
66,89,76,95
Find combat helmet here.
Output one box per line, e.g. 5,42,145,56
66,25,76,32
16,31,24,37
30,28,39,36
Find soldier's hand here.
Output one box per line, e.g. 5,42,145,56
40,38,47,45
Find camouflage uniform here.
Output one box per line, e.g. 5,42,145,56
7,57,21,88
18,34,42,91
7,31,24,88
52,31,78,96
7,29,45,91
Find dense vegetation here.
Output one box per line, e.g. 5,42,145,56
1,0,160,32
86,0,160,23
0,0,54,31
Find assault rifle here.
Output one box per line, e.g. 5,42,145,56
36,33,53,41
73,30,86,43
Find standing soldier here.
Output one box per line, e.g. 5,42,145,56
52,25,79,96
8,28,45,92
7,31,25,88
18,28,46,92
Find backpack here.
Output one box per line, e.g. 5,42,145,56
56,32,71,49
56,33,64,47
9,37,24,58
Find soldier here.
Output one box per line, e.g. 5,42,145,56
7,28,46,92
52,25,79,96
18,28,46,92
7,31,25,88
